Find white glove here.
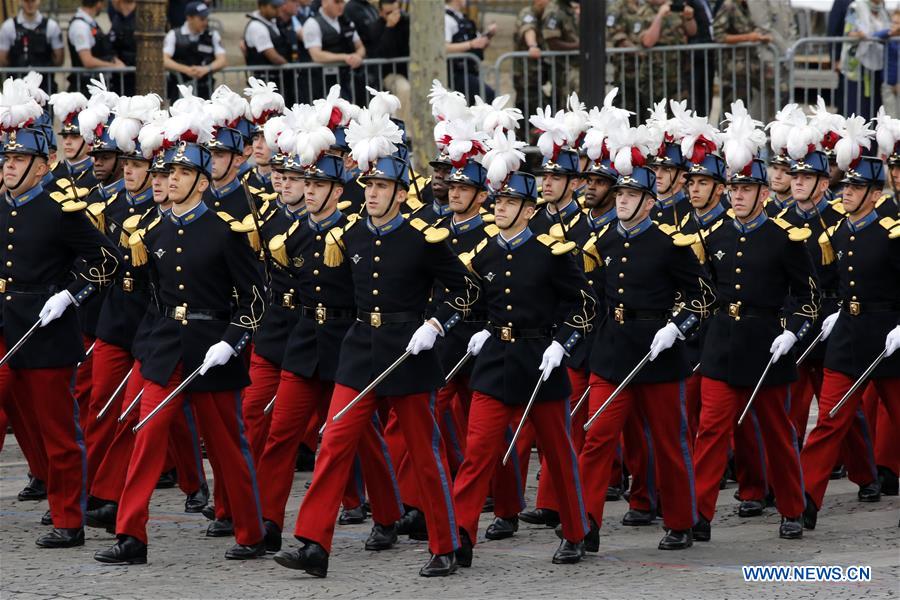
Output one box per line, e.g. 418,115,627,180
820,312,839,341
405,320,442,356
199,341,237,375
38,290,75,327
649,322,682,361
769,330,798,362
467,329,491,356
885,326,900,358
538,341,565,381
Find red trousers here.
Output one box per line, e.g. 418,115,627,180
116,364,263,545
0,340,85,528
0,384,48,481
73,334,95,434
801,371,900,509
295,384,457,555
435,377,470,475
685,372,702,444
84,340,134,487
453,393,588,544
789,363,824,440
621,409,657,513
257,371,402,529
695,377,805,520
490,420,530,518
242,351,279,463
732,404,769,502
582,375,696,530
863,384,900,473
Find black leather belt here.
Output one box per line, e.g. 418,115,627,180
718,304,779,320
0,279,62,295
489,324,553,342
118,277,149,293
357,309,423,328
162,305,230,321
609,306,670,324
301,306,354,323
842,300,900,316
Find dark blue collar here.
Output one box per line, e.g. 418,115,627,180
310,208,342,231
157,205,171,218
496,226,533,251
433,201,452,217
7,182,44,207
846,209,878,232
695,201,726,227
67,157,92,177
794,196,830,220
170,201,208,226
254,167,271,185
588,206,617,230
450,212,483,234
656,190,686,209
126,187,153,206
284,203,307,221
769,193,794,211
366,212,405,236
211,176,242,199
101,178,125,200
733,211,768,233
40,172,56,188
546,197,579,221
617,217,653,238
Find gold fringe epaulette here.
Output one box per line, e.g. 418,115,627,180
829,198,846,214
337,200,353,212
127,216,161,267
269,220,301,268
549,213,581,241
880,216,900,239
87,201,106,232
49,189,88,213
537,233,576,255
818,223,840,265
409,217,450,243
773,217,813,242
216,211,256,233
483,223,500,238
322,213,360,268
459,236,489,272
237,214,261,251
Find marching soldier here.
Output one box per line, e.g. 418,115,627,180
530,148,583,237
48,93,97,190
94,130,267,564
765,153,794,216
801,156,900,529
651,142,690,230
408,150,453,225
0,124,120,548
203,127,253,220
273,121,478,577
245,126,277,196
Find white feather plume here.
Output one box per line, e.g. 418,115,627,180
243,76,285,124
529,105,568,160
606,125,655,176
482,128,526,190
48,91,88,124
471,94,522,134
441,117,489,166
766,103,807,156
834,115,875,171
292,103,337,166
208,85,249,128
0,77,44,131
109,94,162,154
77,75,119,143
345,109,403,171
163,103,214,146
722,100,767,174
428,79,469,121
809,96,845,149
875,106,900,160
561,92,589,147
312,85,349,130
366,86,401,120
22,72,49,106
678,110,721,164
786,120,821,160
137,109,169,159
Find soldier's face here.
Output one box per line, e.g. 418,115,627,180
890,165,900,191
2,153,47,193
686,176,718,209
365,178,407,218
281,173,305,205
305,178,342,214
251,134,271,166
168,165,208,204
60,134,87,161
211,149,241,181
92,152,119,181
768,164,792,194
448,183,484,214
151,172,169,204
615,188,650,223
653,165,681,194
541,173,573,203
841,183,876,214
791,172,826,203
493,194,534,229
123,158,150,193
271,168,283,192
729,183,766,219
583,175,612,209
431,165,451,201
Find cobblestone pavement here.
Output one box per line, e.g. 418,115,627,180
1,433,897,600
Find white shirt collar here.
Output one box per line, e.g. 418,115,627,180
16,10,44,26
75,8,97,25
316,8,340,29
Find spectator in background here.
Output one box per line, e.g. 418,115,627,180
244,0,292,98
302,0,366,102
840,0,892,120
276,0,303,103
827,0,854,112
67,0,124,94
369,0,411,123
445,0,496,103
714,0,771,118
541,0,579,108
880,9,900,116
512,0,548,124
343,0,378,51
0,0,64,93
163,1,227,102
686,0,716,116
109,0,137,95
294,0,314,25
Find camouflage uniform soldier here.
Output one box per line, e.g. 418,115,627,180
513,0,548,126
607,0,696,120
541,0,579,109
713,0,773,115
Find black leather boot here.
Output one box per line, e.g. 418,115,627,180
857,480,882,503
419,552,457,577
484,516,518,540
85,501,118,534
156,468,177,489
481,496,495,513
225,541,266,560
779,516,803,539
738,499,765,517
395,508,428,540
455,529,473,568
879,466,899,496
273,541,329,577
658,529,693,550
338,505,367,525
94,535,147,564
36,527,84,548
518,507,559,527
622,508,654,526
17,475,47,501
364,523,398,551
551,539,584,564
184,482,209,513
606,485,623,501
802,493,818,530
264,519,282,553
206,518,234,537
40,510,52,526
201,504,216,521
692,516,711,542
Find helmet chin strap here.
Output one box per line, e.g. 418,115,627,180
500,196,529,230
461,186,480,215
658,170,677,196
11,155,37,191
622,190,648,224
847,184,872,216
215,154,236,183
374,181,400,219
310,181,336,215
697,184,718,213
182,171,201,204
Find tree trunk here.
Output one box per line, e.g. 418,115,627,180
408,0,447,176
135,0,166,97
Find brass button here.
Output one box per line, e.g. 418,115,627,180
504,288,511,294
214,201,221,207
507,254,513,260
617,288,624,294
314,252,320,258
10,211,16,217
735,268,741,274
5,261,11,267
176,247,182,253
506,305,512,311
373,272,379,278
624,242,630,248
621,257,627,263
849,236,855,242
7,227,13,233
505,271,511,277
803,222,809,228
375,240,381,246
176,266,182,272
735,284,741,290
4,296,10,301
849,281,855,287
178,229,184,235
847,266,853,272
314,269,320,276
618,273,624,279
178,284,185,290
851,295,857,301
374,256,380,262
736,251,743,257
451,239,458,244
739,236,746,242
588,279,593,285
848,251,853,256
6,245,11,250
373,289,379,295
316,235,322,241
315,286,321,292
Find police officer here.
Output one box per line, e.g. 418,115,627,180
512,0,548,120
444,0,496,103
302,0,367,102
0,0,64,90
108,0,137,95
531,148,584,237
0,126,120,548
244,0,292,92
94,134,267,565
67,0,124,94
801,156,900,529
163,1,228,103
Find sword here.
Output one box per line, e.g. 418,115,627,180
829,349,887,419
795,330,824,367
96,367,133,421
0,318,42,369
444,351,472,383
692,362,701,374
502,373,545,465
569,385,591,418
332,351,412,422
118,388,144,422
584,350,653,431
79,341,96,367
263,394,277,415
737,353,778,426
133,364,203,433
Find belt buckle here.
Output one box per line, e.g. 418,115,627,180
174,305,187,321
499,326,513,342
0,279,5,293
315,306,326,324
370,311,382,328
282,292,294,308
848,301,860,316
728,303,741,319
614,307,624,324
122,277,133,292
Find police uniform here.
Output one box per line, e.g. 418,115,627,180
444,5,494,103
67,7,116,94
164,22,223,102
512,4,545,117
0,10,63,92
109,6,136,95
243,9,292,85
693,158,818,540
302,7,364,102
0,128,120,546
801,157,900,526
97,141,267,564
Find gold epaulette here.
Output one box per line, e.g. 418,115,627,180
482,212,495,223
773,217,812,241
216,211,255,233
409,217,450,243
86,201,106,231
405,196,425,212
237,213,262,252
708,218,727,234
880,216,900,239
322,214,360,267
537,233,576,255
818,223,840,265
49,189,88,213
337,199,353,211
726,208,735,218
656,221,677,236
582,225,609,273
830,198,846,214
127,216,161,267
484,223,500,238
875,194,890,208
678,211,692,230
459,236,490,272
54,178,91,200
549,213,581,241
269,220,302,268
